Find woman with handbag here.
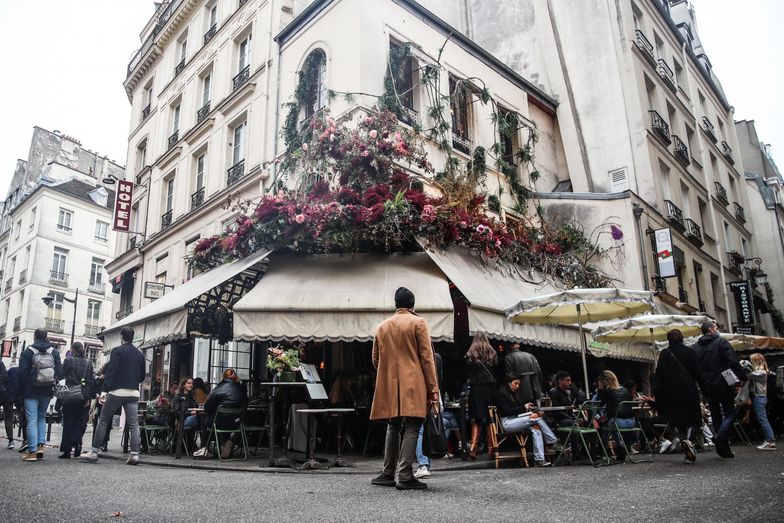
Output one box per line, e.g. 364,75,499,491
465,331,497,460
58,342,95,459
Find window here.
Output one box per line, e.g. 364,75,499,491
52,248,68,278
184,236,201,281
87,300,101,325
144,84,153,106
389,41,414,112
156,272,168,285
659,160,671,201
202,73,211,107
498,108,519,167
196,153,206,190
15,220,20,239
741,238,748,257
449,75,471,153
165,178,175,212
674,59,685,89
238,35,251,72
29,207,36,229
724,222,733,251
232,123,246,165
57,208,73,232
208,4,217,29
680,183,691,216
95,221,109,242
303,50,327,118
137,142,147,172
172,104,181,133
178,39,187,64
48,293,63,321
90,258,105,286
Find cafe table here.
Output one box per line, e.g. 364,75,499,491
257,382,308,468
296,408,356,470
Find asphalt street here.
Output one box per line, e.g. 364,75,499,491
0,443,781,522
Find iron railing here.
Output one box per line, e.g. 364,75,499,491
126,0,185,78
204,24,217,44
721,141,735,164
19,269,27,284
451,133,472,155
714,182,729,206
701,116,717,143
168,130,179,150
88,282,106,294
227,159,246,186
174,58,185,76
45,318,65,334
657,59,676,92
50,271,68,286
685,218,703,246
116,306,134,320
191,187,205,209
672,135,689,165
634,30,656,65
197,102,211,123
142,103,151,120
664,199,685,231
161,210,173,230
678,287,689,304
734,202,746,224
233,65,250,91
649,110,671,144
84,324,102,338
727,252,744,275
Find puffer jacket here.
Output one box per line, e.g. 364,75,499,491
693,333,746,398
204,379,248,417
18,340,62,398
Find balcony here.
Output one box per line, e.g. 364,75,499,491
84,324,102,338
196,102,211,123
45,318,65,334
116,306,134,321
227,159,246,187
232,65,250,91
714,182,729,206
50,271,68,286
649,110,671,144
634,30,656,66
174,58,185,76
13,316,21,332
88,282,106,294
204,24,217,44
167,130,179,150
698,299,706,312
4,278,12,292
652,276,667,294
191,187,205,210
161,210,173,230
685,218,703,247
451,133,472,155
734,202,746,224
727,251,744,276
701,116,717,143
672,135,690,166
656,59,677,92
678,287,689,304
664,199,685,231
141,103,151,121
396,106,419,127
126,0,184,79
721,141,735,165
18,269,27,284
128,235,141,250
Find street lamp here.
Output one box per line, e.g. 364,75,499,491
42,289,79,347
745,257,768,287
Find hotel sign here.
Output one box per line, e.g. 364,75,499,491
112,180,134,232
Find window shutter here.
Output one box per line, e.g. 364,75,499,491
609,167,629,192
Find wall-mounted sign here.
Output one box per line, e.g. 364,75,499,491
729,281,754,327
112,180,134,232
734,326,754,335
654,228,676,278
144,281,169,300
2,339,11,357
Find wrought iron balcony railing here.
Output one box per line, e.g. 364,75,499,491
174,58,185,76
672,135,689,166
698,299,706,312
734,202,746,224
657,59,677,92
664,199,685,231
168,130,179,150
634,30,656,65
649,110,671,144
191,187,205,210
128,235,141,250
84,324,102,338
142,103,151,121
685,218,703,247
116,306,134,320
197,102,211,123
204,24,217,44
19,269,27,284
701,116,717,143
233,65,250,91
161,210,173,230
727,251,744,275
678,286,689,304
721,141,735,164
396,106,419,127
45,317,64,334
88,282,106,294
451,133,472,155
227,159,246,187
50,271,68,286
714,182,729,206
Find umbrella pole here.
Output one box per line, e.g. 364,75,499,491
577,304,590,395
650,327,657,372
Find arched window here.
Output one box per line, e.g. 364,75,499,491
302,49,327,118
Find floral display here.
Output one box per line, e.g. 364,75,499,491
266,346,301,374
189,110,621,288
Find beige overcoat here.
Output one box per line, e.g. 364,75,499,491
370,308,439,420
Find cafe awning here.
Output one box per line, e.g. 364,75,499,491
423,246,598,355
233,253,454,342
102,249,272,350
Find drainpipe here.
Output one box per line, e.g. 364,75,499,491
270,0,284,190
633,202,650,291
261,0,276,190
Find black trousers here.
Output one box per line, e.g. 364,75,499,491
60,402,90,453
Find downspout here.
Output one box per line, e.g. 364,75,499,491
633,202,650,291
270,0,284,190
261,0,276,191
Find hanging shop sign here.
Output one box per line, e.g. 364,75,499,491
729,280,754,326
144,281,172,300
112,180,134,232
654,228,676,278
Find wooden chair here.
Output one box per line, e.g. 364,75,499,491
487,406,528,469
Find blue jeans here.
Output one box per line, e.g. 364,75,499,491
605,417,636,450
501,416,558,461
24,396,52,447
709,396,737,441
415,411,460,467
752,396,775,442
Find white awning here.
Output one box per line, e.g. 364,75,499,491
424,246,597,355
102,249,272,349
232,253,454,342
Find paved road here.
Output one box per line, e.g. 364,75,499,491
0,443,781,522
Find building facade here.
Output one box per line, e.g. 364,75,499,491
0,128,120,367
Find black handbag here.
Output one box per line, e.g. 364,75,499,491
54,363,91,404
422,404,448,459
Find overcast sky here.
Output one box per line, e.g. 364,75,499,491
0,1,781,197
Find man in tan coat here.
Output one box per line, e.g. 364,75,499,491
370,287,439,490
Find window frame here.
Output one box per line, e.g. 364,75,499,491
57,208,73,233
94,220,109,242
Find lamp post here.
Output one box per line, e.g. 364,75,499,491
42,289,79,347
743,257,767,335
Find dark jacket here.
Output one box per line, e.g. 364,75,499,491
548,384,586,421
504,350,543,404
6,366,23,400
693,333,746,399
19,340,62,398
63,355,95,390
492,385,526,418
103,343,145,393
204,379,248,417
653,342,703,427
172,391,197,414
0,360,7,401
596,386,634,419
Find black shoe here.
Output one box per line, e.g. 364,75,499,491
371,473,396,487
100,445,108,452
681,440,696,462
396,478,428,490
17,442,29,453
715,439,734,459
58,452,71,459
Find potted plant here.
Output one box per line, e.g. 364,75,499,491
267,345,301,382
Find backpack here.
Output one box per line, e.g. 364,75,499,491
31,347,56,386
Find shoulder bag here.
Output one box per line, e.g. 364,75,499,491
422,403,448,460
54,362,92,404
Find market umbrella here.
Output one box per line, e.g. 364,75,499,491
721,333,784,352
591,314,712,368
505,288,655,392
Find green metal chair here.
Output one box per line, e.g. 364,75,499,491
555,400,610,467
140,403,171,454
204,406,248,461
606,401,655,463
243,411,269,457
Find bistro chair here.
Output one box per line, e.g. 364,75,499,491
204,405,248,461
555,400,610,467
141,402,171,454
733,421,752,446
243,413,269,457
487,406,528,469
606,401,654,464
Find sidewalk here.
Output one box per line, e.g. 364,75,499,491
4,422,496,475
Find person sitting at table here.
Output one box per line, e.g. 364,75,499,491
547,370,585,428
595,370,635,461
204,369,248,458
193,377,210,405
492,376,558,467
172,377,200,450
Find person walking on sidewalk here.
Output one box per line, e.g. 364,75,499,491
747,353,777,451
80,327,145,465
370,287,439,491
18,328,62,462
58,342,94,459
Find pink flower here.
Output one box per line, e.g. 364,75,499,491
369,130,378,139
460,221,467,228
361,150,370,158
476,224,488,234
329,133,336,142
421,204,437,223
495,239,501,247
294,214,305,224
394,132,402,141
364,116,373,125
302,142,309,152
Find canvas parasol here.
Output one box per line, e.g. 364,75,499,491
505,288,655,392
